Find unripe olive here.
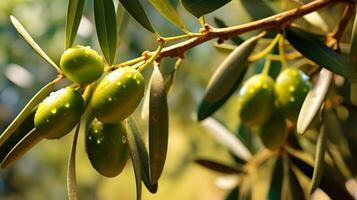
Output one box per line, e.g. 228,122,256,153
275,68,312,123
90,67,145,123
86,119,129,177
238,74,275,126
60,45,104,84
34,87,84,139
259,111,288,150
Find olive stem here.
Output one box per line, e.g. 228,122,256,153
262,57,272,75
111,56,146,70
198,16,206,28
249,34,281,62
161,32,206,43
278,34,289,69
137,43,164,72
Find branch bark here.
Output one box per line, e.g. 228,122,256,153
153,0,350,59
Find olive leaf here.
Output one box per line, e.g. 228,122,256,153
198,35,259,121
141,70,153,120
0,80,56,147
67,123,81,200
200,118,252,161
126,119,142,200
195,158,242,174
94,0,117,65
297,68,332,134
119,0,155,33
288,168,306,200
149,66,169,184
286,28,352,79
127,116,158,193
65,0,86,49
310,121,326,194
268,157,283,200
147,0,187,32
350,12,357,76
212,42,236,54
213,17,244,45
241,0,275,20
10,16,60,72
116,3,129,47
181,0,231,18
1,128,43,168
225,187,240,200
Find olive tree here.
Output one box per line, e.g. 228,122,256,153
1,0,357,199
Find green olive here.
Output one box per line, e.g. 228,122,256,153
86,119,129,177
34,87,84,139
275,68,312,123
90,67,145,123
238,74,275,126
60,45,104,84
259,111,288,150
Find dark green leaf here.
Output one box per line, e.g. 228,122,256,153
10,16,60,72
288,168,306,200
297,69,332,134
181,0,231,18
286,28,353,79
0,80,55,147
1,128,43,168
119,0,155,33
148,0,187,32
195,158,242,174
225,187,240,200
65,0,86,49
67,124,81,200
310,120,327,193
94,0,117,65
213,17,244,45
198,35,259,120
126,119,142,200
241,0,275,20
127,116,158,193
149,66,169,184
268,157,283,200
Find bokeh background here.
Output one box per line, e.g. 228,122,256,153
0,0,259,199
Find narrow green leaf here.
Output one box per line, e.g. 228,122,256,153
0,111,35,162
297,69,332,134
198,35,259,120
126,119,142,200
10,16,60,72
141,71,153,120
310,121,326,193
94,0,117,65
288,168,306,200
268,157,283,200
127,117,158,193
213,17,244,45
119,0,155,33
286,28,352,79
213,42,236,54
0,80,56,147
148,0,187,32
65,0,86,49
201,118,252,161
195,158,242,174
225,187,240,200
149,66,169,184
241,0,275,20
1,128,43,168
181,0,231,18
67,123,81,200
116,3,130,46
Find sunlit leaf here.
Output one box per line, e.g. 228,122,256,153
1,128,42,168
268,157,283,200
148,0,187,32
310,121,326,193
303,12,328,32
198,35,259,120
126,119,142,200
149,66,169,184
195,158,242,174
0,80,56,147
200,118,251,161
181,0,231,18
127,117,158,193
10,16,60,72
94,0,117,65
65,0,86,49
67,124,81,200
297,69,332,134
286,27,352,79
119,0,155,33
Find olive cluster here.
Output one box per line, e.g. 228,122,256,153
237,68,312,150
34,45,145,177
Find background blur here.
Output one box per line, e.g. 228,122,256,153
0,0,260,199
